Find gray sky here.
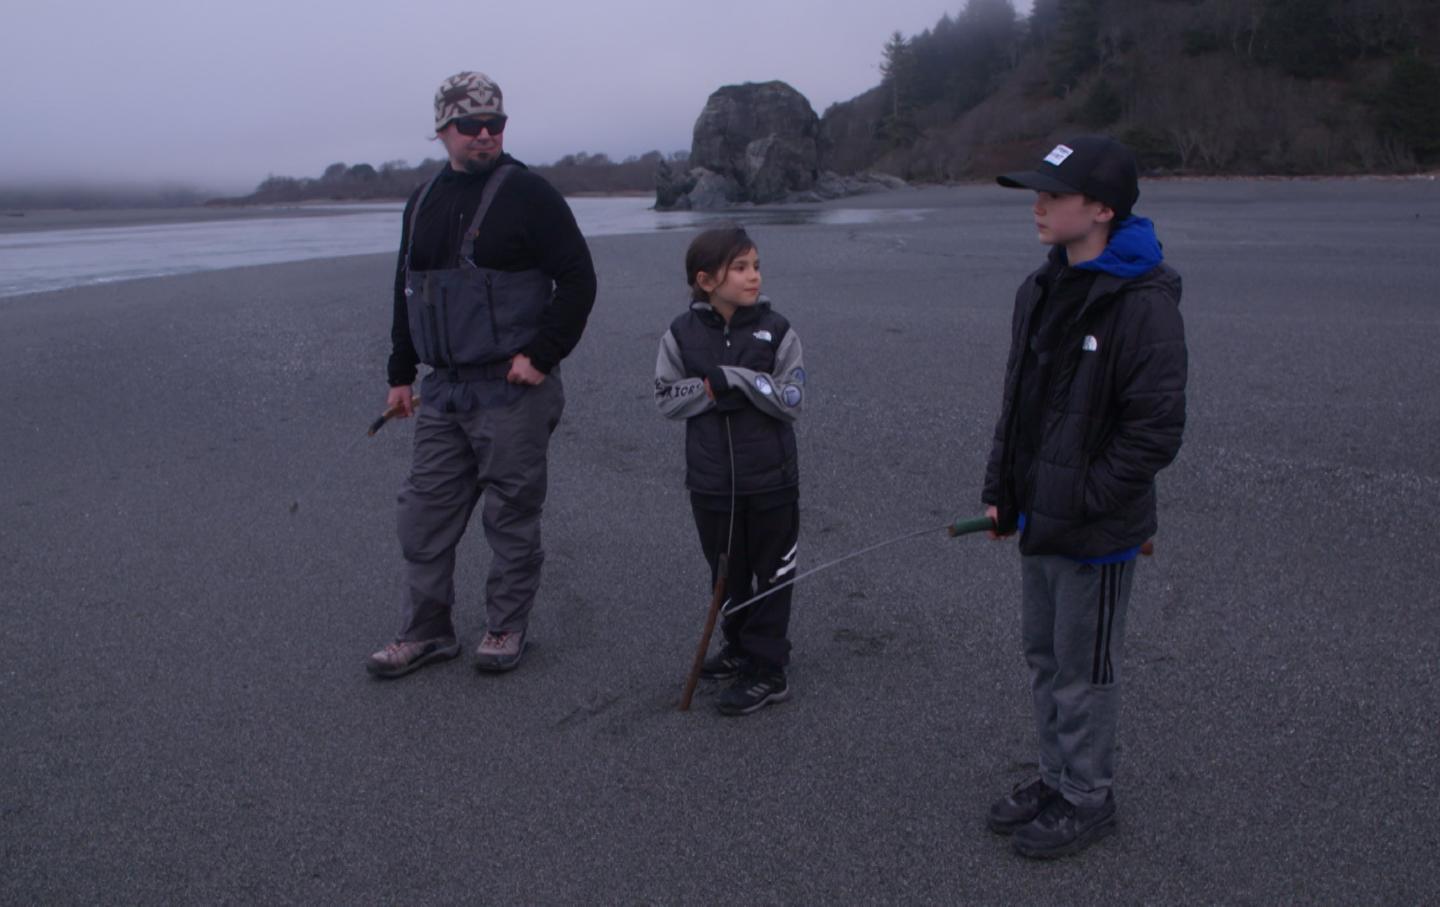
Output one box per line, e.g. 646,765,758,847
2,0,1030,193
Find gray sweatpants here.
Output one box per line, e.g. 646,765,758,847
395,375,564,642
1021,554,1137,808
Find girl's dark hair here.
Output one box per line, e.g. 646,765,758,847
685,226,756,302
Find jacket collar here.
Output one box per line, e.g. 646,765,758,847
688,296,773,327
1029,249,1141,325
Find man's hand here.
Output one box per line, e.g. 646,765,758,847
704,378,715,400
985,505,1014,540
507,354,547,385
386,385,415,419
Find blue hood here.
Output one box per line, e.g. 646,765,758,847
1070,216,1163,278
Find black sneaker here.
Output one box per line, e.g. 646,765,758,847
700,650,753,681
1012,791,1117,859
717,671,790,716
987,777,1062,835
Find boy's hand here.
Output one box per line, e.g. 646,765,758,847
985,505,1014,540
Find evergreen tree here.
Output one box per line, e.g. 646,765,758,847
1080,78,1123,127
1048,0,1102,95
1377,54,1440,163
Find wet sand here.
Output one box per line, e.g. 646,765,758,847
2,180,1438,902
0,200,403,235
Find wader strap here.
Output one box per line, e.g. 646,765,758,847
403,170,445,274
460,164,518,266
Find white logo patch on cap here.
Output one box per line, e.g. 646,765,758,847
1044,144,1075,166
754,375,774,395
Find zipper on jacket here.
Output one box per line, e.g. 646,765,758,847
486,274,499,342
437,285,458,377
423,278,445,368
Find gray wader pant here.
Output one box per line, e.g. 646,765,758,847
1021,554,1137,808
395,373,564,641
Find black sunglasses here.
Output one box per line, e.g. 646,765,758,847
453,116,507,137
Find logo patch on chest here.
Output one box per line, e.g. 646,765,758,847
753,330,773,342
1082,335,1099,352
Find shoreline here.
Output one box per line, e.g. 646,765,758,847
6,170,1439,236
5,177,1440,300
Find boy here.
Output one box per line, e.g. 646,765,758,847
981,136,1187,857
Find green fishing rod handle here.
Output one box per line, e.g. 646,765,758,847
948,515,995,538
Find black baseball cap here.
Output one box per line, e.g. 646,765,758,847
997,135,1139,219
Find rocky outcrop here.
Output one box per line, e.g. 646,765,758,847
657,80,905,209
787,170,909,203
657,81,819,209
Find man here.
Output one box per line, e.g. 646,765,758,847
980,136,1187,858
367,71,597,678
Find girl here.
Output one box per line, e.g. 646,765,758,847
654,226,806,715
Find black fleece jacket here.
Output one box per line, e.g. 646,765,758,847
388,155,597,386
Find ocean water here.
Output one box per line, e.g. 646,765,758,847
0,197,928,298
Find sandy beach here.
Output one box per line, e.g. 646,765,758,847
2,181,1438,902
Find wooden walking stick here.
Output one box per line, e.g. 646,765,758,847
679,553,728,712
368,396,420,436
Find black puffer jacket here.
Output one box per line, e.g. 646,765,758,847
982,250,1187,558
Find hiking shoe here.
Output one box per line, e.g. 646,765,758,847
1012,791,1117,859
717,671,790,716
366,637,460,679
988,777,1063,835
700,650,753,681
474,630,526,673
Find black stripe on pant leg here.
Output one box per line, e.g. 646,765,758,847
1092,563,1109,685
1103,562,1123,685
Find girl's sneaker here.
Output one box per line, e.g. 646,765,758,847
717,671,789,716
700,650,753,681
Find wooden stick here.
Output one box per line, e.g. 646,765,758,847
367,396,421,436
679,553,728,712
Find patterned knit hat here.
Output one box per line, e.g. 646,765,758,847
433,72,505,131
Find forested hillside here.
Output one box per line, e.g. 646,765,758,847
822,0,1440,178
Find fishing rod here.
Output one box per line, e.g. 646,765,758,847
716,515,1157,619
717,515,996,618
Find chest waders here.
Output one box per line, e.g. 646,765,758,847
403,164,555,412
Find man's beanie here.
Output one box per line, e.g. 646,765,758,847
434,72,505,131
997,135,1139,220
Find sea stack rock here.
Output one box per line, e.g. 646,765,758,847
656,81,822,209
